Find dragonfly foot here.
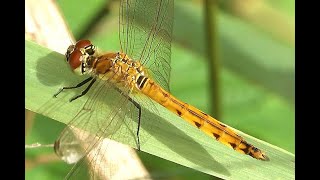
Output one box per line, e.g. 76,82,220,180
53,88,63,98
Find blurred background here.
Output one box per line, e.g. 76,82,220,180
26,0,294,179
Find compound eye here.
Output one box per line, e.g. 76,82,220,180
75,40,92,49
65,45,75,62
68,49,82,71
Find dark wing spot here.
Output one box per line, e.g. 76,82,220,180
213,133,220,140
229,142,237,149
194,122,201,128
177,110,182,116
219,123,226,128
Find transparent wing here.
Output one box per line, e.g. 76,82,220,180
119,0,174,91
56,0,174,178
55,75,141,179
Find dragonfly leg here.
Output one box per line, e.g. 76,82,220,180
129,97,141,151
115,88,142,151
53,77,93,98
69,78,96,102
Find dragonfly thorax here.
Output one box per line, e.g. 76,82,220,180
97,52,148,91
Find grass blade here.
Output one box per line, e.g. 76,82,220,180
26,40,294,179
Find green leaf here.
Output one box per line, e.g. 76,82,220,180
26,39,294,179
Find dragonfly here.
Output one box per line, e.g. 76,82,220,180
54,0,268,179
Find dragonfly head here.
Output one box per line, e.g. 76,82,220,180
65,40,97,75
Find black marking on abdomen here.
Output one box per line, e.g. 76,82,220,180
248,152,254,157
213,133,220,140
241,142,251,154
201,111,208,116
194,122,201,128
177,110,182,116
229,142,237,149
163,92,169,97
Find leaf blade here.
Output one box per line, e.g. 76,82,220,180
26,40,294,179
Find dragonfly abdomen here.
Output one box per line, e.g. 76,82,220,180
140,78,268,161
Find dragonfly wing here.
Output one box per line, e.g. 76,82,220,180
55,76,140,179
119,0,174,91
